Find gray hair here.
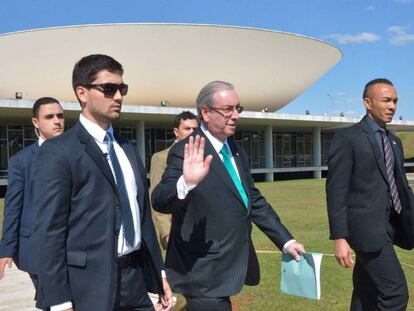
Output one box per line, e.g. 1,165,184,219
196,81,234,118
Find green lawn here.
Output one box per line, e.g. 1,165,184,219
0,179,413,310
398,131,414,160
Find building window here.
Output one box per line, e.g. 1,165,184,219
321,132,334,165
273,131,313,168
234,130,265,169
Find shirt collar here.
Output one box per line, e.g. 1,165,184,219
79,113,114,143
38,137,45,146
200,122,231,155
366,114,385,133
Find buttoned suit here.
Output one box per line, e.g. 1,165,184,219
33,121,164,310
327,115,414,310
152,128,294,300
0,142,39,275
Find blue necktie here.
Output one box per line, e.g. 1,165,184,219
220,145,248,208
104,132,136,246
379,128,401,214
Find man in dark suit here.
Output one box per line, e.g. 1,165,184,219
33,54,172,311
327,78,414,310
0,97,64,285
152,81,304,311
149,111,198,311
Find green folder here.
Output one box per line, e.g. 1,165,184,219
280,252,323,300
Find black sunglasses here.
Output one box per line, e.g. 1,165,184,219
84,83,128,97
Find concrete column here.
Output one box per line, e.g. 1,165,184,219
312,127,321,179
136,120,146,168
264,125,274,182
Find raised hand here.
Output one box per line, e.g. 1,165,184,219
183,135,213,187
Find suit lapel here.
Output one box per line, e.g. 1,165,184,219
199,130,247,208
76,122,117,192
361,118,389,185
228,139,251,207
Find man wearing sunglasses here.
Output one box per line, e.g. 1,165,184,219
33,54,172,311
152,81,305,311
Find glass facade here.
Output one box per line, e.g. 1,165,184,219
273,131,313,168
0,124,330,178
0,125,37,178
321,132,335,166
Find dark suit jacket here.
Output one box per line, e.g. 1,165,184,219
152,128,293,298
33,121,164,310
326,115,414,252
0,142,39,274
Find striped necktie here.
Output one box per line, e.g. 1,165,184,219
104,132,136,246
379,128,401,214
220,145,248,208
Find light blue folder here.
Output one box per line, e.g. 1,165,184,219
280,252,323,300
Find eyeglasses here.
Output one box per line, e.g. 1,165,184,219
209,104,244,117
84,83,128,97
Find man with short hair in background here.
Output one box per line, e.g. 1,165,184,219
327,78,414,310
149,111,198,311
0,97,64,289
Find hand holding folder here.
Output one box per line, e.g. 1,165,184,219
280,252,323,300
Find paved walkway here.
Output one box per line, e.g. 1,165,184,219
0,265,36,311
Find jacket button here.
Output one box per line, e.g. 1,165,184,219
116,205,121,209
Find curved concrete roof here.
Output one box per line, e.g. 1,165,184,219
0,23,342,112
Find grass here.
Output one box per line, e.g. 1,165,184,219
397,131,414,160
1,180,413,310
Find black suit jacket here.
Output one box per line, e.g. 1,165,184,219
33,121,164,310
326,115,414,252
152,128,293,297
0,142,39,274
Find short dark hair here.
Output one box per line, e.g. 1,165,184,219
174,111,198,129
32,97,60,118
72,54,124,95
363,78,394,99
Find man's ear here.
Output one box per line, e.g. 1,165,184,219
173,127,179,139
200,106,209,122
76,86,88,107
363,97,371,111
32,117,39,129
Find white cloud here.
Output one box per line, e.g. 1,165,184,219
346,98,361,104
387,26,414,45
329,92,347,97
324,32,381,44
393,0,412,4
365,5,376,11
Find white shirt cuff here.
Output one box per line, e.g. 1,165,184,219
51,301,73,311
176,175,197,199
161,270,167,279
282,239,296,253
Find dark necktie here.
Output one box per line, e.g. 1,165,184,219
379,128,401,214
104,132,136,246
220,145,248,208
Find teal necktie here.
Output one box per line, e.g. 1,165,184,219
220,145,248,208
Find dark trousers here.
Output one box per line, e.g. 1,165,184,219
184,295,232,311
351,236,408,311
114,250,155,311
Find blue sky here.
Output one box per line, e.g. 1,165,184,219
1,0,414,119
